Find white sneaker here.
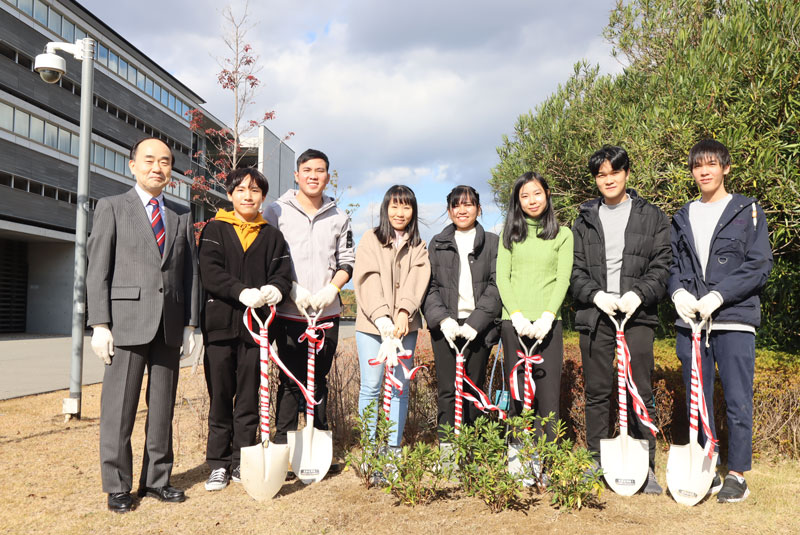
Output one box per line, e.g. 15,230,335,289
205,467,229,491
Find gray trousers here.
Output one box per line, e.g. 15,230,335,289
99,325,180,493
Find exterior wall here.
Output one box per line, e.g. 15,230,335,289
26,240,74,334
257,125,294,203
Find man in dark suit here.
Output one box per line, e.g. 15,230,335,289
86,137,200,513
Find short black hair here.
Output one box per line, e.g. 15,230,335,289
688,139,731,170
446,185,480,210
129,136,175,166
297,148,329,171
588,145,630,177
224,167,269,196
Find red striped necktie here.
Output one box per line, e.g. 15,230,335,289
148,198,165,256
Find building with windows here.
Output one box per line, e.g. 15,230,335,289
0,0,294,334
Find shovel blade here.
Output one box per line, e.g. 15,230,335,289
288,425,333,485
666,442,718,506
240,442,290,501
600,434,649,496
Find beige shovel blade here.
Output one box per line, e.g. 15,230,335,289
666,442,718,506
600,434,649,496
287,424,333,485
240,441,290,501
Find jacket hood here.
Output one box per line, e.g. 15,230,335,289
276,189,337,219
214,208,267,228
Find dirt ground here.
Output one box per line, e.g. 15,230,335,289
1,362,798,535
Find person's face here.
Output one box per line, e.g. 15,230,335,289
519,180,547,219
449,196,479,231
387,199,414,231
129,139,172,196
226,175,264,222
595,160,629,205
692,156,729,201
295,158,330,199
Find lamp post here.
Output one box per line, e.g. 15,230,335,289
35,38,95,420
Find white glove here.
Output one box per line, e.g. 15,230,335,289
593,291,619,317
510,312,532,336
672,289,699,323
91,324,114,365
377,337,404,367
617,291,642,318
459,323,478,342
239,288,266,308
439,318,460,344
290,281,312,312
697,291,723,320
259,284,282,306
309,283,339,311
374,316,395,340
181,326,196,360
530,311,555,341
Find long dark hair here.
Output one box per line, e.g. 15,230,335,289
374,185,421,247
502,172,558,250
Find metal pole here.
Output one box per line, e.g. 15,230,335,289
64,38,95,420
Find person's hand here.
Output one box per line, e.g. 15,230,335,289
617,291,642,318
259,284,282,306
290,281,312,312
393,310,410,338
91,324,114,365
531,311,555,341
239,288,266,308
181,326,196,360
697,291,723,320
375,316,395,340
309,283,339,311
672,289,699,323
510,312,532,336
459,323,478,342
439,318,460,344
376,337,404,367
593,291,619,317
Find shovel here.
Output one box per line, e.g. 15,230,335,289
507,335,543,484
666,317,718,506
600,314,653,496
239,306,290,501
287,310,334,485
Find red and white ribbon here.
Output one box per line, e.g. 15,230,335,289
454,352,507,435
298,319,334,419
615,329,659,437
243,308,320,408
369,348,425,421
510,349,543,411
689,329,717,459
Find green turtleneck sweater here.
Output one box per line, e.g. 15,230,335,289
496,220,573,320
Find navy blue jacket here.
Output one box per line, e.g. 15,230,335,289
668,193,773,327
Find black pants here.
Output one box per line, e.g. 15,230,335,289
580,317,656,468
272,317,339,444
501,320,563,442
204,339,260,470
430,320,491,440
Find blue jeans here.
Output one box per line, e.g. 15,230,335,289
356,330,418,447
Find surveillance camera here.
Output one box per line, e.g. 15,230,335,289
34,52,66,84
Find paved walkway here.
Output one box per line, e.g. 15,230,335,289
0,321,355,400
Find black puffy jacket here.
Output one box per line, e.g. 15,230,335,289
570,190,671,333
422,222,501,347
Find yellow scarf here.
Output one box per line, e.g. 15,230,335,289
214,209,267,252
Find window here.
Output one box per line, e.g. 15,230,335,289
108,51,118,73
152,83,161,102
0,172,12,187
115,152,126,175
0,102,13,130
136,71,146,91
75,27,86,41
58,129,71,154
33,0,47,26
128,65,138,85
145,77,153,96
29,182,43,195
97,43,108,66
70,136,79,157
44,185,57,199
47,10,62,36
107,103,118,117
13,177,28,191
58,189,69,203
18,0,33,17
61,78,74,93
61,20,75,43
169,93,176,112
93,144,105,167
160,88,169,107
118,58,127,80
17,52,32,69
13,109,29,137
44,122,57,148
29,116,44,143
0,42,15,61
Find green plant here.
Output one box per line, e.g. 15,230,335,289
375,442,452,506
345,401,393,488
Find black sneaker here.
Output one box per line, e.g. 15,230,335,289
230,465,241,483
204,467,229,491
717,474,750,503
707,473,723,496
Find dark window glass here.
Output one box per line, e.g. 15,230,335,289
13,177,28,191
44,185,57,198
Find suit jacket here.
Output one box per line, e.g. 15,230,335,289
87,187,200,347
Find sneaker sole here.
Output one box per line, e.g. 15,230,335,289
718,487,750,503
204,482,228,491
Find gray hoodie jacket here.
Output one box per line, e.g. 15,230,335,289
264,189,355,320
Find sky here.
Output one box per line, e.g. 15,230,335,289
78,0,623,242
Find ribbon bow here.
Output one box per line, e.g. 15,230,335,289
456,353,508,421
510,349,543,411
370,346,426,421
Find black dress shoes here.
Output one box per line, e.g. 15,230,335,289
137,485,186,503
107,491,132,513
